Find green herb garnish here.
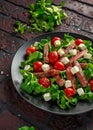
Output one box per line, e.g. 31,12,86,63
14,0,67,34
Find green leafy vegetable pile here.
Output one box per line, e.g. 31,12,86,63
14,0,67,34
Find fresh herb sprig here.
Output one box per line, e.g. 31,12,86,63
18,126,35,130
14,21,27,34
14,0,67,34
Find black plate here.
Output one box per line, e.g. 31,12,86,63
11,32,93,115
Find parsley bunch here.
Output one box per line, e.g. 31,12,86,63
14,0,67,34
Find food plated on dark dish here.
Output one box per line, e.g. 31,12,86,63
11,32,93,115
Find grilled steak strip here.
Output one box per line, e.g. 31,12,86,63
43,43,49,63
34,69,60,78
74,61,88,87
80,63,87,69
70,49,88,63
54,75,65,87
66,66,76,92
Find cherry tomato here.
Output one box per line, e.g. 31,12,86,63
49,51,59,64
26,46,36,55
64,87,75,98
33,61,42,72
75,39,84,45
89,79,93,92
51,37,61,46
38,77,51,88
54,61,65,70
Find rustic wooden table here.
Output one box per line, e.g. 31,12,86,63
0,0,93,130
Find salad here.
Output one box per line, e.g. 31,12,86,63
20,33,93,110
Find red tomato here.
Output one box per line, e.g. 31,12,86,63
75,39,84,45
54,61,65,70
33,61,42,72
26,46,36,55
51,37,61,46
49,51,59,64
89,80,93,92
38,77,51,88
64,87,75,98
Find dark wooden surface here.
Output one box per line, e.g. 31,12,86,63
0,0,93,130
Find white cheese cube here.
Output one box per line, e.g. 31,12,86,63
78,44,86,50
34,41,39,46
58,48,65,56
61,57,70,65
65,80,72,88
43,93,51,101
77,88,85,96
69,49,77,56
42,64,50,72
54,40,61,47
71,66,79,74
84,53,92,59
24,65,30,70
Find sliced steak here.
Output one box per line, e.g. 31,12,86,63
66,66,76,92
43,43,49,63
54,75,65,87
34,69,60,78
80,63,87,69
74,61,88,87
70,49,88,63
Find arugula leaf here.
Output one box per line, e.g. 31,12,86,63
61,34,75,48
84,63,93,80
20,73,47,95
34,37,50,51
60,70,67,80
57,90,78,109
84,40,93,57
26,51,43,64
20,73,38,94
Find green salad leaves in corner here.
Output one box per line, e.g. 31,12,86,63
20,33,93,110
18,126,35,130
14,0,67,34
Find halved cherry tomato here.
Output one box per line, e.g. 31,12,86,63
38,77,51,88
89,79,93,92
33,61,42,72
75,39,84,45
49,51,59,64
51,37,61,46
54,61,65,70
64,87,75,98
26,46,36,55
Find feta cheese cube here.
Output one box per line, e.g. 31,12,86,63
43,93,51,101
65,80,72,88
77,88,85,96
78,44,86,50
61,57,70,65
69,49,77,56
71,66,79,74
42,64,50,72
84,53,92,59
34,41,39,46
54,40,61,47
58,48,65,56
24,65,30,70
